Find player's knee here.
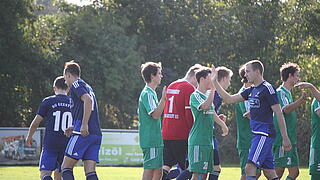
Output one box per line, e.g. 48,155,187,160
213,165,221,171
84,160,97,174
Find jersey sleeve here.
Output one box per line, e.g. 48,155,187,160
264,86,279,106
72,82,89,98
277,90,289,109
142,92,157,115
184,86,194,110
213,91,222,113
190,93,205,111
239,100,250,117
314,100,320,114
37,99,48,118
184,86,195,123
240,87,253,100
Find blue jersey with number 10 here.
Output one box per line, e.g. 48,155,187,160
37,94,72,150
70,79,102,136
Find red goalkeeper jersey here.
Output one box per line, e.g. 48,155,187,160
162,79,195,140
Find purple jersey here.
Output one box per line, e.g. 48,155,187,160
241,81,278,137
37,94,72,150
213,91,222,113
70,79,101,135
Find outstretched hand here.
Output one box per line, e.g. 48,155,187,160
25,137,32,147
210,65,218,82
295,82,314,89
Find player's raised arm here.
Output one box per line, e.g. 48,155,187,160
151,86,167,120
26,115,43,146
199,88,215,110
211,66,244,104
272,104,292,151
296,82,320,102
282,90,307,114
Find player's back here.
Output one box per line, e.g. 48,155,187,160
70,79,101,136
162,79,195,140
39,94,72,150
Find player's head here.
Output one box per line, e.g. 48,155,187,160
216,66,233,90
280,62,300,85
185,64,203,86
195,67,212,89
53,76,69,94
141,62,162,85
239,65,248,84
64,60,81,86
245,60,264,83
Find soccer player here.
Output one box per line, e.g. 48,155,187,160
26,76,72,180
309,97,320,180
161,64,202,180
235,66,261,180
272,63,307,180
211,60,291,180
138,62,166,180
188,66,226,180
61,61,102,180
209,66,233,180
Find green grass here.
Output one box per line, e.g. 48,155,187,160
0,166,310,179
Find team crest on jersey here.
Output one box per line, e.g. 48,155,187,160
249,98,260,108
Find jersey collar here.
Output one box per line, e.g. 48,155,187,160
280,85,292,96
145,85,156,95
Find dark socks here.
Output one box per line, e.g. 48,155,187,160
246,176,256,180
86,171,98,180
208,171,220,180
285,176,295,180
162,169,169,180
42,174,53,180
62,168,74,180
176,169,192,180
167,168,180,179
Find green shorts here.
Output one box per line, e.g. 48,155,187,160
142,147,163,169
309,147,320,175
273,145,299,168
188,145,214,174
238,148,261,175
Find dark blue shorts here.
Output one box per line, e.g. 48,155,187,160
65,134,102,162
248,135,275,169
39,148,65,172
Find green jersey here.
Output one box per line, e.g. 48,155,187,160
235,87,252,149
138,86,163,148
311,98,320,148
188,90,214,146
273,85,297,145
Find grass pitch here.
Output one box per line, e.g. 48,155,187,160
0,166,310,179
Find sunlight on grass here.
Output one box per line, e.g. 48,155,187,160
0,166,310,180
